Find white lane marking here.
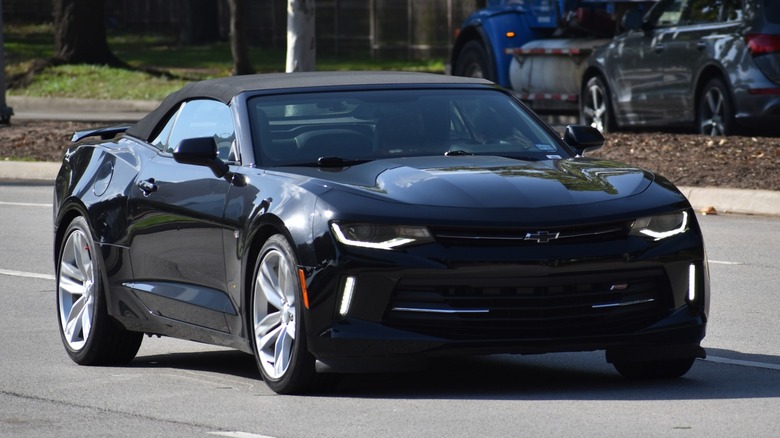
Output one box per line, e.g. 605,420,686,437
0,269,56,281
209,433,277,438
709,260,742,265
0,201,52,208
705,356,780,371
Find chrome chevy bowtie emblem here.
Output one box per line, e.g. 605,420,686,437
524,231,560,243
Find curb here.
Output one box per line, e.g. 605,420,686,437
0,161,61,182
7,96,160,112
679,186,780,217
6,96,157,122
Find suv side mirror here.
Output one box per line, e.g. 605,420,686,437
621,8,645,31
563,125,604,155
173,136,229,178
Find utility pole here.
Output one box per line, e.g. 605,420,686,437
1,0,14,124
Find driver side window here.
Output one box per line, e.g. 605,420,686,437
151,99,237,162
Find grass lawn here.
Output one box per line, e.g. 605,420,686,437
3,23,447,101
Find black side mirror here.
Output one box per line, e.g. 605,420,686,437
621,8,645,31
173,136,230,178
563,125,604,156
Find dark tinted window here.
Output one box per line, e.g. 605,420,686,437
720,0,743,22
684,0,743,24
654,0,685,26
653,0,744,26
766,0,780,24
686,0,720,23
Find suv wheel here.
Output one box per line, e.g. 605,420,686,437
698,78,734,136
581,76,616,133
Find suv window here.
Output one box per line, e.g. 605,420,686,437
766,0,780,24
656,0,684,26
654,0,743,26
686,0,720,23
151,99,236,160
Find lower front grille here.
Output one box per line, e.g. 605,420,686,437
384,268,671,340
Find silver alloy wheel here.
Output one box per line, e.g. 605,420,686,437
583,82,608,132
58,228,96,351
253,247,298,380
699,86,726,136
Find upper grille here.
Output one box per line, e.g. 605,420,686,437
384,268,671,340
428,221,629,246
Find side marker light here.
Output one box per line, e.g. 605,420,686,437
298,268,310,309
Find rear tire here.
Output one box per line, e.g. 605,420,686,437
581,76,616,133
454,40,493,81
613,357,696,379
697,78,734,136
56,216,143,365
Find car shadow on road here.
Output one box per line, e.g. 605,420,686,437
129,348,779,401
334,349,780,401
131,349,260,380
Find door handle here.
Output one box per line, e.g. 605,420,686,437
696,40,707,51
654,43,665,53
137,178,157,197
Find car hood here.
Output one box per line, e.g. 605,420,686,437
281,156,654,208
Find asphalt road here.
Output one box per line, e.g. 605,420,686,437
1,182,779,437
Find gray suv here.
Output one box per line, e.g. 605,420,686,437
581,0,780,135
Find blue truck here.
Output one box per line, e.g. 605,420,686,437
451,0,655,113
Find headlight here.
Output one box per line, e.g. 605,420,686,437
331,223,433,250
629,211,689,241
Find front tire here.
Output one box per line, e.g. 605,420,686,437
56,216,143,365
581,76,616,133
251,235,321,394
697,78,734,136
613,357,696,379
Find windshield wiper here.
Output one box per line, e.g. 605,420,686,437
316,156,372,167
445,149,550,161
444,149,474,156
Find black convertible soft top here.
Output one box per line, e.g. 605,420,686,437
125,71,493,141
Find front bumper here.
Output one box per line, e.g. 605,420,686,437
303,231,709,367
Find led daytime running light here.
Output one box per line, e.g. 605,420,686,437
339,276,356,316
688,264,696,302
632,211,689,241
331,223,431,250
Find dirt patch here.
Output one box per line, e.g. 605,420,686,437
1,119,778,190
1,120,104,163
598,132,779,191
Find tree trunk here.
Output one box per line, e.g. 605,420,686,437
52,0,122,66
0,0,13,123
286,0,316,72
227,0,253,75
179,0,221,45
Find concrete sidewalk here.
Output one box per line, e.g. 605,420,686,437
6,96,158,122
2,96,779,217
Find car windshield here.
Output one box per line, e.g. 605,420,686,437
247,88,568,166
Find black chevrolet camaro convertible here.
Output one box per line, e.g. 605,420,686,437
53,72,709,394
